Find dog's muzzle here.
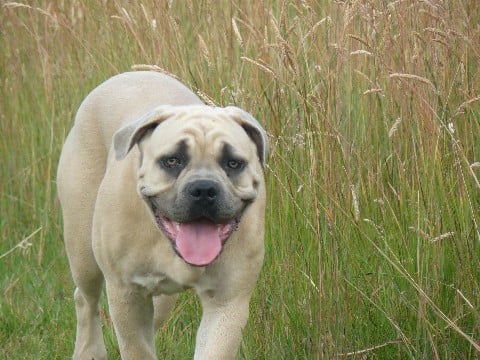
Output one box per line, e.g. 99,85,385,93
146,180,242,267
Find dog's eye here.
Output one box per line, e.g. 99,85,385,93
162,157,182,168
226,159,244,170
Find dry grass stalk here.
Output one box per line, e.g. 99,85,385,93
301,16,331,44
388,118,402,138
3,2,58,26
240,56,277,78
423,27,448,38
231,17,244,48
269,15,298,75
299,269,320,293
455,289,474,310
353,69,372,83
131,64,215,106
353,69,383,97
120,6,133,24
432,38,449,49
348,33,371,49
351,185,360,222
0,227,42,260
140,3,150,24
363,218,384,236
131,64,179,80
350,49,373,56
454,95,480,116
197,34,212,69
339,339,403,357
111,4,148,58
468,163,480,190
429,232,455,243
389,72,438,94
194,89,217,106
342,0,362,32
233,16,259,37
363,88,383,95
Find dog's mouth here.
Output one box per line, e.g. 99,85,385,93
152,210,239,267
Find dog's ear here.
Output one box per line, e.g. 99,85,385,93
113,105,176,160
225,106,269,167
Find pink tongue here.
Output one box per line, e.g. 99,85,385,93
176,220,222,266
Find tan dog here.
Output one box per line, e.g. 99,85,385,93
57,71,268,359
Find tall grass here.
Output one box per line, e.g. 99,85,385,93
1,1,479,358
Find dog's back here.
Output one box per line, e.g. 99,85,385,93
67,72,203,157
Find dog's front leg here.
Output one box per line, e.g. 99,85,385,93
194,294,251,360
106,282,156,359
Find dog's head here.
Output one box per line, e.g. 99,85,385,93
113,105,268,267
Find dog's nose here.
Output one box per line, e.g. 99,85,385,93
187,180,219,202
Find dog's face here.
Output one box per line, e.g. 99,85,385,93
114,106,268,267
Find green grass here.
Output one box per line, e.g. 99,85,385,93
1,0,480,358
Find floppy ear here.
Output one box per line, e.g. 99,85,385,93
113,105,176,160
224,106,269,167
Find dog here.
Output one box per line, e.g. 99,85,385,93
56,71,268,359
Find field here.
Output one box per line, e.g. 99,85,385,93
1,0,480,358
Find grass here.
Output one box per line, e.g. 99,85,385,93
1,0,479,358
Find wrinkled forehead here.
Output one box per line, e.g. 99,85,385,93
148,111,254,157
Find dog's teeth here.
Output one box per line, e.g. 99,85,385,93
175,222,180,230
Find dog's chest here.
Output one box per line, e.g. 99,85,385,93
131,273,188,295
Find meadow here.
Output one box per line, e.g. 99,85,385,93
1,0,479,358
